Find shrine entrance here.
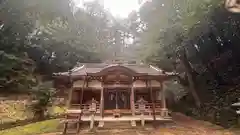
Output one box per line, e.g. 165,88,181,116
104,89,130,110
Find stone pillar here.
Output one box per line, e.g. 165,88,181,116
141,113,145,126
130,78,136,126
90,113,94,130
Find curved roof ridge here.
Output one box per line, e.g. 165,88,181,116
101,66,137,75
101,64,135,71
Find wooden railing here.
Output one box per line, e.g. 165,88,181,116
69,103,100,114
70,102,165,115
135,102,163,115
81,104,100,114
135,103,161,110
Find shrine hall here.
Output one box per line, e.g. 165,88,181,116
53,62,175,132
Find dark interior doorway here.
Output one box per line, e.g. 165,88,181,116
104,89,130,110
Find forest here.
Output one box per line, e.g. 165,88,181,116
1,0,240,130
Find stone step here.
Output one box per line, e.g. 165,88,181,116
78,129,153,135
98,121,134,130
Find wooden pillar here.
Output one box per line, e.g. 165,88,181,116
161,82,166,109
99,78,104,128
67,87,73,108
63,72,73,135
160,82,168,117
131,87,135,116
63,87,72,135
149,80,156,122
77,77,86,133
100,87,104,117
80,77,87,108
130,77,136,126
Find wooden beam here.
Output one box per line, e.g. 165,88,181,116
73,86,161,91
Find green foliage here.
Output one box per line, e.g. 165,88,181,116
0,0,132,92
29,82,56,119
135,0,220,64
0,0,37,92
0,99,65,124
128,0,240,127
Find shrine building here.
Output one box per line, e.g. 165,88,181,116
53,61,175,132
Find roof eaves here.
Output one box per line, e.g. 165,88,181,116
150,65,163,72
71,65,85,72
150,65,178,76
165,72,178,76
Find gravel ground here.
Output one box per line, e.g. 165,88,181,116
41,113,239,135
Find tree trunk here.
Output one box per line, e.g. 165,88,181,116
179,49,201,108
34,109,45,120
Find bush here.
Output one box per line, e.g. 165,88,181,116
28,81,56,120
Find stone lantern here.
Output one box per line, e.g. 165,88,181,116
89,98,97,130
137,97,148,126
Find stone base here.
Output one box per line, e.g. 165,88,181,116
140,113,145,126
161,108,169,117
90,115,95,130
98,121,104,128
131,120,136,127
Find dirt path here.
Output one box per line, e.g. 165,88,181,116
41,113,239,135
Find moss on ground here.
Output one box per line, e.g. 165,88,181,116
0,100,65,123
0,119,60,135
0,101,31,123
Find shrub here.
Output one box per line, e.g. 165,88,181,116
28,81,56,120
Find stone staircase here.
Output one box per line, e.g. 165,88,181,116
78,121,154,135
98,121,133,130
